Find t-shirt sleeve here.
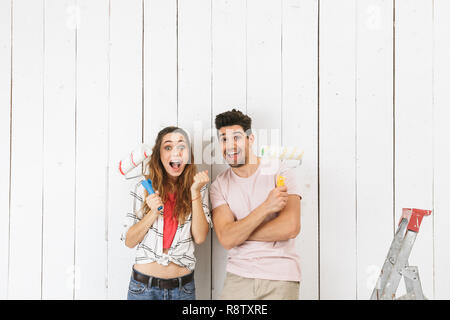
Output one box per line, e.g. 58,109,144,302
209,179,227,211
280,164,302,200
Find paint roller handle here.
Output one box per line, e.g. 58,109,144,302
141,179,164,215
276,175,286,187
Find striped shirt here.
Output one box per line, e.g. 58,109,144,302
121,179,212,271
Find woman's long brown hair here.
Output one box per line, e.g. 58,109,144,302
139,126,196,225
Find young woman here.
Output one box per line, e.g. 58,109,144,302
121,126,211,300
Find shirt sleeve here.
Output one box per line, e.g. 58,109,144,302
200,185,213,229
120,180,145,243
279,163,303,200
209,179,227,211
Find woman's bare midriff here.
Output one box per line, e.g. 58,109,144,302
133,249,191,279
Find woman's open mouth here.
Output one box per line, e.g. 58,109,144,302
169,159,183,172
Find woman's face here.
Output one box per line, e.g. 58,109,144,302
160,132,190,179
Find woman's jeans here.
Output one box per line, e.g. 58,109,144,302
127,269,196,300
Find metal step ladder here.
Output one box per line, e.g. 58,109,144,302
370,208,432,300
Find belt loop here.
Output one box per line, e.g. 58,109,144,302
148,276,153,288
178,276,183,290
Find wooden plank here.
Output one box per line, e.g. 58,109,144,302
281,0,319,300
394,0,434,300
143,0,178,144
107,0,142,300
355,0,394,300
433,0,450,300
74,0,109,299
177,0,212,300
8,0,44,299
210,0,247,300
246,0,282,139
319,0,357,300
41,0,77,300
0,0,11,300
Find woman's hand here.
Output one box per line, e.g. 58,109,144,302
145,191,164,215
190,170,210,245
191,170,210,192
125,194,160,248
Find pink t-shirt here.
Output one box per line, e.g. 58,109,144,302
209,158,302,282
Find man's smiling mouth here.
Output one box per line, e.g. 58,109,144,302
225,150,240,160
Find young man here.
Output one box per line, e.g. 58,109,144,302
209,109,302,300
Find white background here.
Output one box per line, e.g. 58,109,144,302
1,0,449,300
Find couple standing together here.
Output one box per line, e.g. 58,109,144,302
121,109,302,300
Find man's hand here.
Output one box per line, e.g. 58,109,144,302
263,185,288,214
248,194,301,242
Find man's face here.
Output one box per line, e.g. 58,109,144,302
218,125,253,168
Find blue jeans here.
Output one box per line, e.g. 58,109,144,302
127,269,196,300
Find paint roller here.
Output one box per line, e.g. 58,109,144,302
118,144,164,215
259,145,304,187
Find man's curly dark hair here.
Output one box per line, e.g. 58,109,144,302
214,108,252,135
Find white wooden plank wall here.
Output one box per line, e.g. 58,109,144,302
319,0,357,299
42,0,77,299
394,0,434,299
1,0,449,300
282,0,319,300
8,0,45,299
108,0,142,300
74,0,110,299
0,0,12,301
355,0,393,300
433,0,450,300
